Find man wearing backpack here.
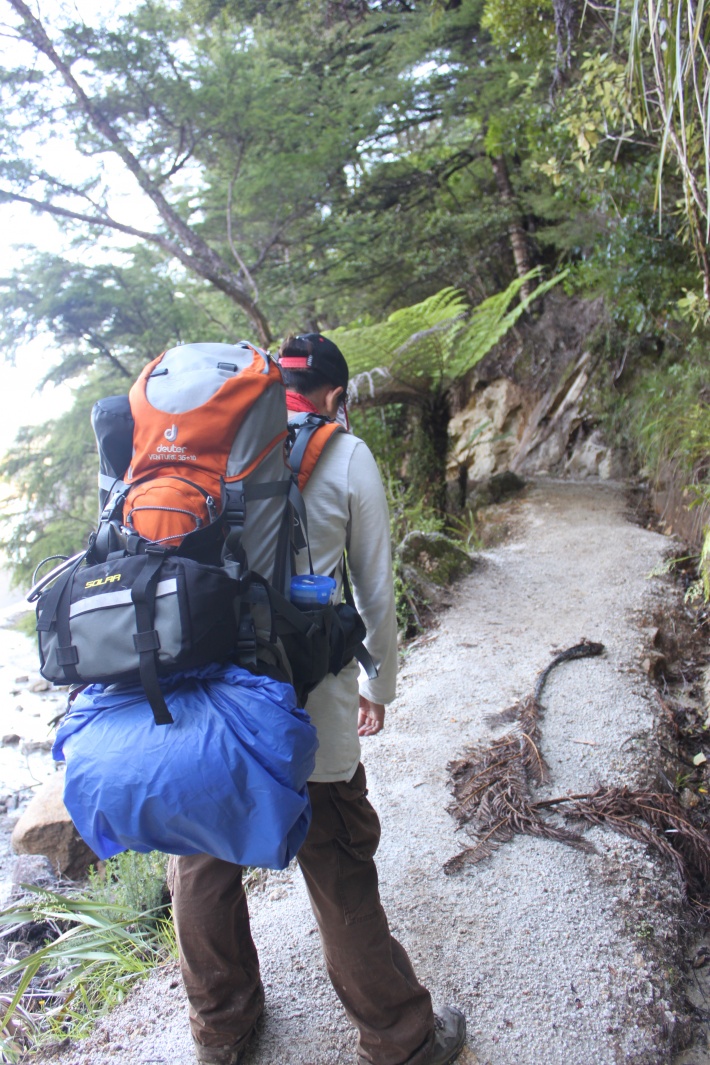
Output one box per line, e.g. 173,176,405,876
169,334,467,1065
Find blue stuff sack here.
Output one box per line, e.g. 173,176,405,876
52,662,318,870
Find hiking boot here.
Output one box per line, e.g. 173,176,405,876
192,1034,252,1065
193,1046,242,1065
423,1006,467,1065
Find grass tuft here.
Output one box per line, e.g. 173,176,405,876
0,853,174,1062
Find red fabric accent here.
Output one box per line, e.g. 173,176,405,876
279,356,310,370
285,391,321,415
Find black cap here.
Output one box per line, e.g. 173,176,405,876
278,333,349,390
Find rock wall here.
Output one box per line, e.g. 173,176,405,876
448,378,529,481
447,295,625,492
445,292,707,549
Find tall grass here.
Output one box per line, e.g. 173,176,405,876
604,346,710,594
0,853,174,1063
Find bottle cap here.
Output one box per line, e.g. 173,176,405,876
290,575,336,605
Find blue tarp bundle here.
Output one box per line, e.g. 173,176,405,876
52,662,318,870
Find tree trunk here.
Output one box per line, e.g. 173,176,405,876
551,0,577,92
410,388,451,517
490,154,536,304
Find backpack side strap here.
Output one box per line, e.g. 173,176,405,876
338,558,378,681
35,555,87,684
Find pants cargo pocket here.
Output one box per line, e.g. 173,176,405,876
301,763,382,925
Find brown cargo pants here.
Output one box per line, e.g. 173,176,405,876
168,763,436,1065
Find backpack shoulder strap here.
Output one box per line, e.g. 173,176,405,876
286,417,378,683
287,413,347,492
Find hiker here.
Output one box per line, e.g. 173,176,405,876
168,333,467,1065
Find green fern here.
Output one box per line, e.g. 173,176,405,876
331,269,567,388
701,525,710,600
331,269,567,520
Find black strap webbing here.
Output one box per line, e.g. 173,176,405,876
131,552,174,726
340,559,378,680
38,554,88,686
354,638,378,680
243,481,291,501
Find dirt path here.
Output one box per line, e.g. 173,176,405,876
59,479,694,1065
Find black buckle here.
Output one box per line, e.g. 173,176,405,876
133,630,161,653
57,645,79,667
100,488,127,524
236,613,256,653
226,491,246,526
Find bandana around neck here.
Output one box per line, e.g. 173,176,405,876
285,391,321,415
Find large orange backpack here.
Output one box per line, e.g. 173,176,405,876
121,341,294,590
31,341,375,725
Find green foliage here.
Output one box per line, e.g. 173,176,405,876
0,0,520,338
0,247,247,389
385,476,447,634
482,0,557,61
594,323,710,599
566,206,697,333
534,51,639,186
624,0,710,297
87,851,170,928
335,271,565,513
0,880,174,1060
351,401,477,633
623,356,710,476
334,271,566,387
348,404,410,483
0,395,100,586
11,612,36,640
700,527,710,601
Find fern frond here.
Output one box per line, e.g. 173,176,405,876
331,271,567,393
445,269,567,379
331,286,467,377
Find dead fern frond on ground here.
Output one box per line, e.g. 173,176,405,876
445,640,710,902
446,642,603,872
557,788,710,901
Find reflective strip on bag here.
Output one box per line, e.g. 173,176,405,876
68,578,178,618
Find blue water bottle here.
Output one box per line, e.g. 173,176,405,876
290,575,336,606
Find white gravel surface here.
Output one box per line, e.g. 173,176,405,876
51,479,692,1065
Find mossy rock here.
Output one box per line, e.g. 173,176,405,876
469,470,525,509
398,531,476,588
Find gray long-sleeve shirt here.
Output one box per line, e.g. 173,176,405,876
294,429,398,783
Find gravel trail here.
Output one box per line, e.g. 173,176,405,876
56,479,689,1065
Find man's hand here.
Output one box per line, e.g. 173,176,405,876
358,697,385,736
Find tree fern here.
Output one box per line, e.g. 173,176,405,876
330,268,566,516
444,270,566,379
331,287,469,379
332,269,566,392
